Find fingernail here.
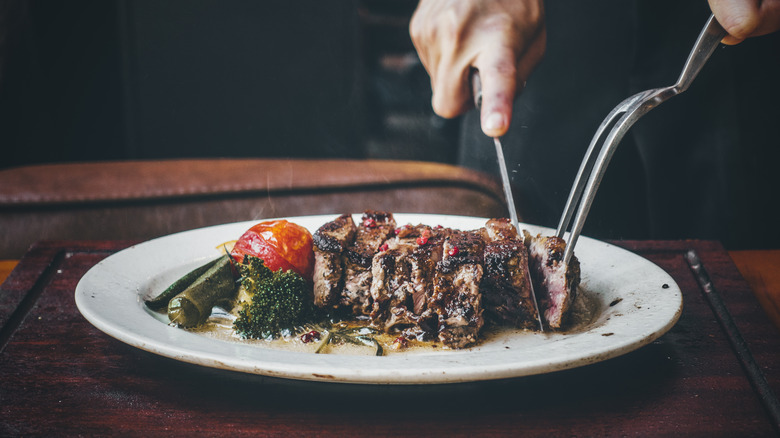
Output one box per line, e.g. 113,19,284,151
484,112,505,132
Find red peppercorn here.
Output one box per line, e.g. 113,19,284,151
379,243,389,252
393,336,409,349
300,330,321,343
416,229,432,245
363,217,377,228
448,246,459,256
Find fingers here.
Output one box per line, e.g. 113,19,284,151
429,10,474,120
709,0,760,43
476,26,546,137
709,0,780,44
410,0,475,119
751,0,780,37
431,64,472,119
409,0,547,134
474,43,518,137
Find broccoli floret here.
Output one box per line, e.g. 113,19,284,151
233,255,312,339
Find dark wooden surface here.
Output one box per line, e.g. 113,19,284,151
1,240,779,437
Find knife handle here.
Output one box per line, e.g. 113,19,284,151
470,68,483,109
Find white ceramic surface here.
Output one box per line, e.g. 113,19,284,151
75,214,682,384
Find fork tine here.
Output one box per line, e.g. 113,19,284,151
555,91,649,240
556,14,726,265
560,90,663,265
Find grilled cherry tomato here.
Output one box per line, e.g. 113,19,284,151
230,220,314,280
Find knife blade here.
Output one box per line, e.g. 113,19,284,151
471,70,545,332
492,137,520,232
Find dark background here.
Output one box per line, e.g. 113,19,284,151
1,0,778,249
0,0,448,166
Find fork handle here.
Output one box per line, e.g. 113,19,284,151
675,15,728,92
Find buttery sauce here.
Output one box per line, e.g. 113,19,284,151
189,309,438,356
184,286,602,356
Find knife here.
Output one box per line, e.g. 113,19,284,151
470,71,520,231
471,70,545,332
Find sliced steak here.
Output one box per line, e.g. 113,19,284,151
431,229,485,348
370,224,445,337
480,218,540,329
341,211,396,315
370,229,416,328
523,231,581,329
481,240,540,330
312,214,357,308
484,217,518,240
314,213,582,347
406,225,447,321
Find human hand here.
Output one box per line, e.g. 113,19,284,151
409,0,545,137
708,0,780,44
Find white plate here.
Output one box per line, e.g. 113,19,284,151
75,214,682,384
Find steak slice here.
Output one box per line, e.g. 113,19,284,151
484,217,519,241
341,211,396,315
406,226,447,320
370,229,416,329
312,214,357,308
370,224,444,337
480,218,539,329
431,229,485,348
523,231,581,329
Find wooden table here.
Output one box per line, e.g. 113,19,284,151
1,240,779,436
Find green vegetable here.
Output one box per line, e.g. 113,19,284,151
233,255,313,339
145,256,222,310
314,324,384,356
167,255,237,327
